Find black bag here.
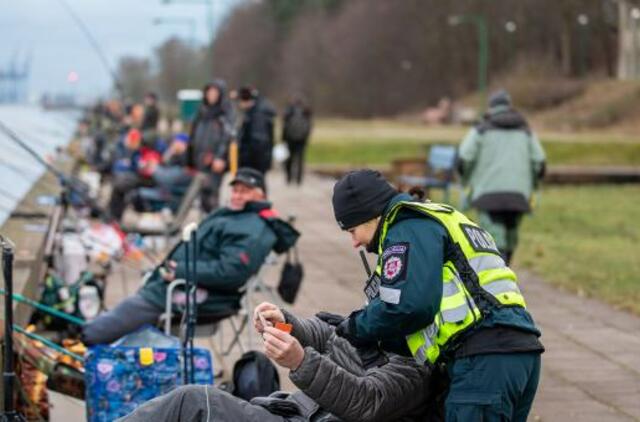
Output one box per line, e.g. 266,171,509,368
232,351,280,401
278,246,304,304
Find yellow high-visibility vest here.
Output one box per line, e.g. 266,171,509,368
376,201,527,365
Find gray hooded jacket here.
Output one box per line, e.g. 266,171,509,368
274,311,434,422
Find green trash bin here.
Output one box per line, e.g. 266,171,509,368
178,89,203,122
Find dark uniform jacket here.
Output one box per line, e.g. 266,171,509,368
352,193,542,358
139,201,299,314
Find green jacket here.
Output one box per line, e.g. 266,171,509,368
353,193,540,356
458,106,546,212
139,201,299,314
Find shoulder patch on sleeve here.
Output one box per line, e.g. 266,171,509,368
381,242,409,284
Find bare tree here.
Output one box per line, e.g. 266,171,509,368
116,57,152,102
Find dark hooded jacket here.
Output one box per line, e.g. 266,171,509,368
188,80,236,171
239,96,277,173
138,201,299,314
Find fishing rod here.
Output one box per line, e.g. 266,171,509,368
0,288,85,326
54,0,124,98
0,120,107,218
13,325,84,362
0,121,69,182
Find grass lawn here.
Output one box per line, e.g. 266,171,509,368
307,119,640,166
515,185,640,315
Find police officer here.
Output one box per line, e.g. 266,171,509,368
331,169,544,421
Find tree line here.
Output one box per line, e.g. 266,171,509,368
117,0,619,117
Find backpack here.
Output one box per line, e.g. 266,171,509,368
284,107,311,143
232,351,280,401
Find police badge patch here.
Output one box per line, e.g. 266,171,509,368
381,242,409,284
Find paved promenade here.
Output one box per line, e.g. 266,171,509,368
107,170,640,421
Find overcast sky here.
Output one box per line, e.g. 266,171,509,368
0,0,241,102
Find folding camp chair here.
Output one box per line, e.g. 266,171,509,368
159,254,281,381
398,144,459,204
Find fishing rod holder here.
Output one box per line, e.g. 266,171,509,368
181,223,198,384
0,235,26,421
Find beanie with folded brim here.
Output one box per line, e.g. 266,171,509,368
332,169,397,230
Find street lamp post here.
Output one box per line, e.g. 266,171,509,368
577,14,589,77
631,7,640,78
161,0,215,41
449,14,489,110
505,21,517,64
152,17,197,46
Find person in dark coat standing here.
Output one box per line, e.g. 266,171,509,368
282,96,313,185
237,86,276,174
188,79,235,213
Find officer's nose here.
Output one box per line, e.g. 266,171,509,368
351,233,361,248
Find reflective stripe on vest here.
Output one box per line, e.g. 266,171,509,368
377,200,527,365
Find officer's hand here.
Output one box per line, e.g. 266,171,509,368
315,311,345,327
334,318,351,338
254,302,285,333
334,310,376,349
263,326,304,370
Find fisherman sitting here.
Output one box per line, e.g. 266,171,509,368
129,133,194,213
83,168,299,345
117,301,444,422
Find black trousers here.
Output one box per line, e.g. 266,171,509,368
285,142,307,185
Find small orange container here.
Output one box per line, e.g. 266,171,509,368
275,322,293,333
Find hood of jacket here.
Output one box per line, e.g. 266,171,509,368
199,79,233,120
477,105,529,133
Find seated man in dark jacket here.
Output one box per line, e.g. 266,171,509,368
118,302,443,422
83,168,299,345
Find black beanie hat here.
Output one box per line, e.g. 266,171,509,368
332,169,397,230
